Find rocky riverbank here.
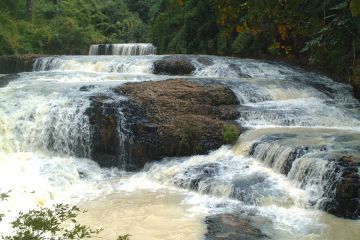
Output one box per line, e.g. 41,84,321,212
0,55,43,73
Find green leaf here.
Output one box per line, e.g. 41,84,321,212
351,0,360,16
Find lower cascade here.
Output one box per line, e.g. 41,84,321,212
0,54,360,239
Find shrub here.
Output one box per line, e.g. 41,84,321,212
223,125,240,145
0,192,130,240
2,204,102,240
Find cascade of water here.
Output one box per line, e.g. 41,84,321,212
33,56,160,74
287,157,329,201
1,54,360,239
89,43,157,55
0,83,91,157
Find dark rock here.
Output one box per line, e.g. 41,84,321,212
80,85,95,92
307,81,336,98
205,214,269,240
173,163,220,191
353,81,360,101
153,55,196,75
87,79,240,169
229,63,252,78
117,79,240,163
197,57,214,66
282,146,310,175
231,174,268,204
322,156,360,219
86,95,124,168
0,55,43,74
0,74,19,88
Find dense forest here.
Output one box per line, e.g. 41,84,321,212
0,0,360,84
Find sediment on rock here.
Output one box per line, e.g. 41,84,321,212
86,79,240,169
116,79,240,167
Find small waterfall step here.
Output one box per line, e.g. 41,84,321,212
239,128,360,219
89,43,157,55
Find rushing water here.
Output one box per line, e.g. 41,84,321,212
89,43,157,55
0,55,359,239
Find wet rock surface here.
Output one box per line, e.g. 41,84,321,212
86,95,126,168
354,81,360,101
205,214,269,240
87,79,240,169
153,55,196,75
0,74,19,88
196,56,214,66
0,55,43,74
173,163,221,192
229,63,252,78
118,79,240,167
322,156,360,219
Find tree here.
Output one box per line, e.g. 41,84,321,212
26,0,34,21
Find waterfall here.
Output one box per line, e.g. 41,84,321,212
89,43,157,55
33,56,160,74
1,54,360,239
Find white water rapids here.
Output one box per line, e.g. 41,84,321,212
0,55,359,239
89,43,157,55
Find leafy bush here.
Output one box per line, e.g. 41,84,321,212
0,192,130,240
0,191,10,222
2,204,102,240
223,125,240,145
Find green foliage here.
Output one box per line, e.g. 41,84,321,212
0,193,131,240
2,204,102,240
149,0,360,81
0,191,10,222
1,0,359,81
351,0,360,16
231,31,253,55
179,117,202,154
117,235,131,240
223,125,240,145
180,119,192,150
0,0,148,55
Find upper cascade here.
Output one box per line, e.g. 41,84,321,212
89,43,157,56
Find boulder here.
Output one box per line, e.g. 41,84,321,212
116,79,240,168
153,55,196,75
322,156,360,219
173,163,220,191
86,79,240,169
197,56,214,66
205,214,268,240
80,80,239,170
229,63,252,78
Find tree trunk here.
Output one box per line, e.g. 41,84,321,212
26,0,33,21
56,0,60,15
